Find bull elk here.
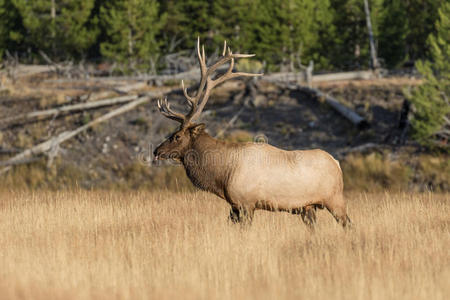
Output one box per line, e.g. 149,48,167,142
154,38,351,228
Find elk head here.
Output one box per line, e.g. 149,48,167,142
154,38,262,162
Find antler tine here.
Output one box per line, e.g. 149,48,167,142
197,37,201,62
181,80,194,103
180,37,208,119
188,42,263,123
202,49,254,78
224,57,235,78
202,45,206,64
157,97,186,124
158,38,262,126
190,57,234,121
196,37,206,74
222,40,227,56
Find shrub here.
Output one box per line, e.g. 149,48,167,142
407,3,450,148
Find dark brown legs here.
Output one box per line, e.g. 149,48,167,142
225,199,352,230
292,206,317,230
300,206,317,229
326,204,352,228
294,204,352,230
229,205,254,226
332,213,352,228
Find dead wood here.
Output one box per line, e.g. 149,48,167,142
305,86,369,129
43,65,230,84
64,82,149,102
113,82,149,94
263,70,376,84
215,103,248,139
0,148,22,154
215,80,257,138
0,88,176,128
0,96,153,173
0,95,139,126
283,83,369,129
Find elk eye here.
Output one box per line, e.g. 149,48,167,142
174,135,180,141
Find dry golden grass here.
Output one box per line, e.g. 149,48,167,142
0,190,448,300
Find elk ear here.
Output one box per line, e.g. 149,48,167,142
189,123,206,137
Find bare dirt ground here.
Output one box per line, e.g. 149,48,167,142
0,190,448,300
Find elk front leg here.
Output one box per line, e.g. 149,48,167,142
229,205,254,226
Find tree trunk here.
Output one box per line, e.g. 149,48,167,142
51,0,56,55
283,84,369,129
364,0,379,70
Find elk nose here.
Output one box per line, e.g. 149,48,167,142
153,149,159,161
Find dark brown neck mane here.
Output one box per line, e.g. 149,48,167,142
181,132,237,198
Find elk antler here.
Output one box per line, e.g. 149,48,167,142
157,37,262,127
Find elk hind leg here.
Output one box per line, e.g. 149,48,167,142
326,196,351,228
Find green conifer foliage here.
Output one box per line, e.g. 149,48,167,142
329,0,383,70
100,0,166,74
160,0,212,51
214,0,334,71
0,0,27,60
11,0,98,60
211,0,255,52
408,2,450,147
379,0,443,68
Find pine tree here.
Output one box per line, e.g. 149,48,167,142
379,0,443,68
289,0,335,70
408,2,450,147
329,0,375,70
100,0,165,74
226,0,334,71
160,0,212,51
159,1,188,53
11,0,98,60
377,0,408,67
0,0,25,60
211,0,255,53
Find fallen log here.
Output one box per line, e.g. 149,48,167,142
215,103,247,139
0,89,175,128
43,65,230,84
0,147,22,154
62,82,150,103
64,82,148,103
285,84,369,129
215,80,257,138
113,82,149,94
263,70,376,84
313,70,375,82
0,95,139,126
0,96,153,173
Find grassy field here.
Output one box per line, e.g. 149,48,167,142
0,190,448,300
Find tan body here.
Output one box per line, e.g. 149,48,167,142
179,133,349,226
154,38,350,227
